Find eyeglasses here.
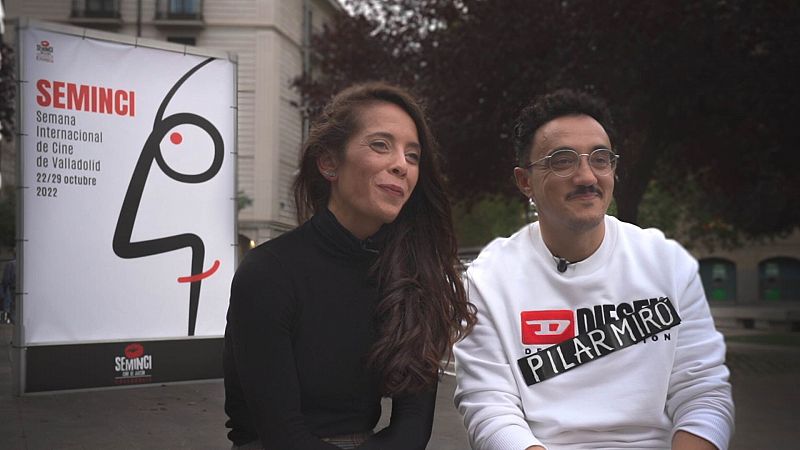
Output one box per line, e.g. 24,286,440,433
525,148,620,177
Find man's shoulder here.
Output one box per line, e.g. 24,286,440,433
612,215,669,243
468,224,531,273
609,216,693,261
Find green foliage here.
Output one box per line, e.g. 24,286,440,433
0,43,16,141
236,190,253,212
606,198,618,218
637,180,683,239
636,176,747,251
297,0,800,246
453,194,527,247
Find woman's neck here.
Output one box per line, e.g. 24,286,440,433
327,202,381,241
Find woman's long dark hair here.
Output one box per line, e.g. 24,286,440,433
293,82,477,395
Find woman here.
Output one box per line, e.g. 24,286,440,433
223,82,476,449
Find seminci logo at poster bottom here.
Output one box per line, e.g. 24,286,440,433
114,343,153,385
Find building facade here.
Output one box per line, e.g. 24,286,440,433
696,231,800,330
2,0,340,249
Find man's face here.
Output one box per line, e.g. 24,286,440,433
514,114,614,234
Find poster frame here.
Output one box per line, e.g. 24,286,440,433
12,18,239,394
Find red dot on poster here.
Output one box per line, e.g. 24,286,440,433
170,132,183,145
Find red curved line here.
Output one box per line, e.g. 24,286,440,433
178,259,220,283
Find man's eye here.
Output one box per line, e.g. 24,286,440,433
592,156,610,165
369,141,390,152
591,151,612,165
551,156,574,167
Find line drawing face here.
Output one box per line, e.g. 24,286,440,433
113,58,223,336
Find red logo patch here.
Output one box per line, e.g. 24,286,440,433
124,343,145,359
521,310,575,345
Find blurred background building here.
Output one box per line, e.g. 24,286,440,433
695,232,800,330
2,0,798,330
1,0,340,252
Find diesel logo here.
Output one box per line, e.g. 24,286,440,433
521,310,575,345
517,298,681,386
576,297,670,334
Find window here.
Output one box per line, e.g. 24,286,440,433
167,37,197,47
699,258,737,301
72,0,120,19
85,0,118,18
155,0,203,21
759,257,800,301
170,0,201,17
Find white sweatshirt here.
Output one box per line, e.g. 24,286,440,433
454,216,734,450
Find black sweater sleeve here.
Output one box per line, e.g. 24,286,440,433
359,385,438,450
227,249,339,450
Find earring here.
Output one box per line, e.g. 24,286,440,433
324,171,336,178
528,197,539,218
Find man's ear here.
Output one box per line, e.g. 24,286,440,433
317,152,339,180
513,166,534,200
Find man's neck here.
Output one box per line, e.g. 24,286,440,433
539,218,606,263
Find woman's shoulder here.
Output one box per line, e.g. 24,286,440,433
248,222,313,259
235,223,314,279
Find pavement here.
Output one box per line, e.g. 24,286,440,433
1,324,799,449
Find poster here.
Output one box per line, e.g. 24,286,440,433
19,23,236,345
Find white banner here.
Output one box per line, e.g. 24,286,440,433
19,25,236,344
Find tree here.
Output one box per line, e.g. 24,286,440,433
0,42,15,141
0,186,14,249
295,0,800,246
0,41,18,250
452,194,527,247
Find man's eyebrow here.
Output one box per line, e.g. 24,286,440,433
546,144,610,155
546,146,576,155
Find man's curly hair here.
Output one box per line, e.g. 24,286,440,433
513,89,616,166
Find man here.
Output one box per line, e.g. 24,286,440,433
453,89,734,450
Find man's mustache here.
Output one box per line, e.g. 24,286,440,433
567,185,602,199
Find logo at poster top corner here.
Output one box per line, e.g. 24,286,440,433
36,40,54,63
521,310,575,345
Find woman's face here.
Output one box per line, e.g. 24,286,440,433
322,101,421,239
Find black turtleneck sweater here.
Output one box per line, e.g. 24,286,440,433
224,210,437,449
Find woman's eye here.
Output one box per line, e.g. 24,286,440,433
405,152,420,164
369,140,390,152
